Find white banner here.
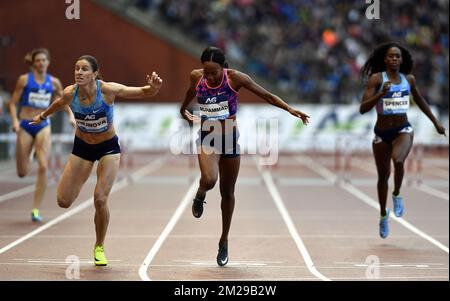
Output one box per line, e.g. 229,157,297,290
114,103,449,153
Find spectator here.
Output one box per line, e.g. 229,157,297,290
131,0,448,114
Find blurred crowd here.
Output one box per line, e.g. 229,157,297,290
131,0,448,114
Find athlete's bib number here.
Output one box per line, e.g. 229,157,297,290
28,91,51,108
382,95,409,115
75,112,109,133
199,101,230,120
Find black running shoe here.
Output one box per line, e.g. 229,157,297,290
216,240,228,266
192,197,206,218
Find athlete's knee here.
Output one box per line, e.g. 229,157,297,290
220,188,235,200
37,163,47,174
377,170,390,182
393,161,405,170
94,192,108,209
200,177,217,191
57,195,72,209
17,170,27,178
16,164,28,177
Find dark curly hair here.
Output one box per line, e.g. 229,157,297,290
361,42,413,80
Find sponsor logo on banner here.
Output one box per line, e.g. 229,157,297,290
114,104,447,152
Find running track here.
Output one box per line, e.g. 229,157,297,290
0,149,448,281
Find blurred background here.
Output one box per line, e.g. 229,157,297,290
0,0,448,163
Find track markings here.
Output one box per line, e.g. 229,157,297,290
295,156,449,254
0,184,35,204
0,156,167,255
255,157,330,281
139,175,200,281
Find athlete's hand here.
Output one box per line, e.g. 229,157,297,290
147,72,163,90
29,114,44,125
181,109,201,123
11,120,19,133
381,81,391,95
434,122,447,136
288,108,310,125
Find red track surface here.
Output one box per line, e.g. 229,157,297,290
0,150,448,281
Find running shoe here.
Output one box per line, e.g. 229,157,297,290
31,209,42,223
216,240,228,267
192,197,206,218
393,194,404,217
94,245,108,266
379,208,390,239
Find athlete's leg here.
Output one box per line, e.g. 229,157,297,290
372,139,393,216
32,126,51,210
56,154,94,208
218,155,240,244
195,150,221,200
15,127,34,178
391,133,414,196
93,154,120,247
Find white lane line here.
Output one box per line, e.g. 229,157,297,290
353,158,449,200
2,233,447,239
295,156,449,254
147,263,448,270
340,183,449,253
255,158,330,281
0,184,35,204
161,277,318,281
150,264,302,268
0,156,167,255
414,183,449,202
13,258,121,261
138,175,200,281
335,261,445,266
173,259,283,264
27,260,120,264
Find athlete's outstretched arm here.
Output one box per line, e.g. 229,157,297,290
104,72,163,100
53,77,76,128
180,70,202,122
407,74,446,135
360,73,390,114
7,75,27,132
232,71,309,125
29,86,73,125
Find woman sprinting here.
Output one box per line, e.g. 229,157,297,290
31,55,163,266
180,47,310,266
8,48,75,222
360,42,446,238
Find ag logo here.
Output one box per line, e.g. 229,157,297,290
84,114,96,120
205,97,217,104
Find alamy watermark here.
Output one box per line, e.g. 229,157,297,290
65,255,80,280
169,117,279,165
365,255,380,279
365,0,380,20
65,0,80,20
